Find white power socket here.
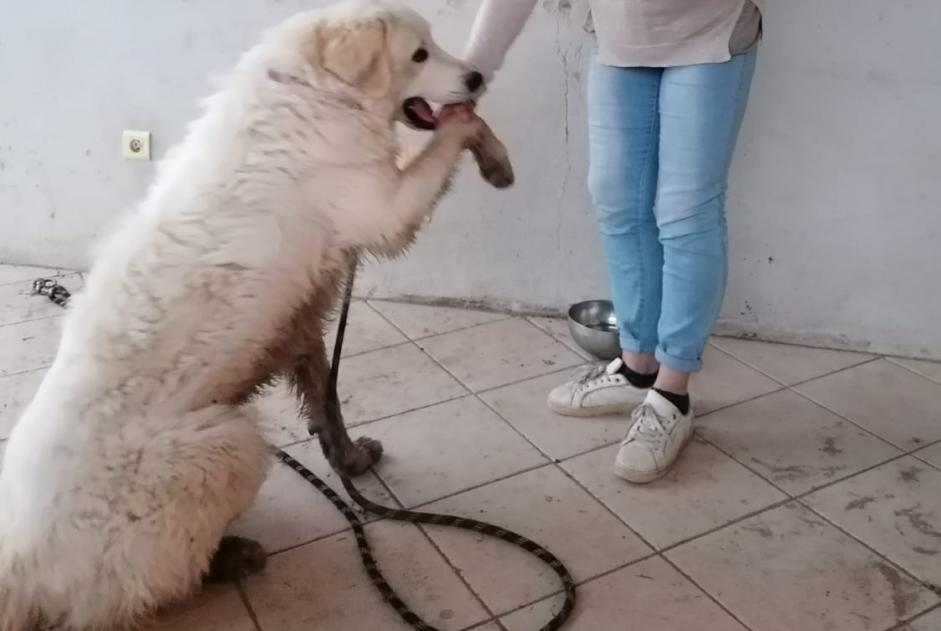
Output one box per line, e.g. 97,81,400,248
122,130,152,160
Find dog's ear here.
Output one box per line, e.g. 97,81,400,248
313,18,391,96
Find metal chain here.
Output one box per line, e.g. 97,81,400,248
32,277,72,307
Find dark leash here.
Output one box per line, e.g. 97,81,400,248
33,273,577,630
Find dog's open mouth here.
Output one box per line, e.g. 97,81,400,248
402,97,437,130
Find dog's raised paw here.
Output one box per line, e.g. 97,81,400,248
480,161,515,189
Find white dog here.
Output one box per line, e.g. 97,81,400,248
0,1,512,628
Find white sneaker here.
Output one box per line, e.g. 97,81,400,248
547,358,650,417
614,389,694,484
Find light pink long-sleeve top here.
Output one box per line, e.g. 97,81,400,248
463,0,762,78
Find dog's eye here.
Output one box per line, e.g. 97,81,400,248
412,48,429,63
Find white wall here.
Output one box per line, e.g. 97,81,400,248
1,1,939,358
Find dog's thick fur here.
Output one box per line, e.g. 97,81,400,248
0,2,512,629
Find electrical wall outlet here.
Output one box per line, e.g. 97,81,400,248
122,130,152,160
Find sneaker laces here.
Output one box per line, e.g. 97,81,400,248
574,358,624,390
624,404,676,448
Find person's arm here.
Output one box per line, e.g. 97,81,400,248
462,0,539,81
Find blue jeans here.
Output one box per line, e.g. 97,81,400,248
587,49,757,373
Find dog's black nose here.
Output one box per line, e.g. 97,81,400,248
464,71,484,93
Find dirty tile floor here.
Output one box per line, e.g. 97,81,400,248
1,264,940,631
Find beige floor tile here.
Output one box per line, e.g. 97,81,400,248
419,319,583,392
796,359,941,449
334,343,466,425
325,300,407,358
692,346,781,415
699,390,901,495
526,316,594,360
0,272,83,326
0,264,67,287
892,357,941,385
422,465,651,614
368,300,506,339
804,457,941,586
711,337,874,385
143,583,255,631
243,522,488,631
0,368,45,440
667,503,940,631
904,606,941,631
365,396,547,507
0,316,63,377
229,439,392,554
479,371,627,461
563,439,786,549
501,557,747,631
915,441,941,469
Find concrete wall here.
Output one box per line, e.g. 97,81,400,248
1,1,939,358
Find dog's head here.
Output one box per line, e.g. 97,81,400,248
304,1,483,129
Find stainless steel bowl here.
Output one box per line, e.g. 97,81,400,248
567,300,620,360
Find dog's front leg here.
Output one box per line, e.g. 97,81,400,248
289,337,383,476
358,116,486,257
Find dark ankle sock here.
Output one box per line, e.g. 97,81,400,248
654,388,691,415
618,362,658,389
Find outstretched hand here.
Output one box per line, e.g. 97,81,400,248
437,101,477,124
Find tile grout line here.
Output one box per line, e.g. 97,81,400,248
234,580,265,631
522,315,593,361
0,312,65,332
686,436,941,598
885,356,941,386
0,365,47,381
363,298,514,342
797,497,941,598
891,601,941,630
654,553,759,631
0,268,74,289
367,467,510,631
911,439,941,473
707,340,882,389
786,383,925,453
272,390,476,451
259,462,556,562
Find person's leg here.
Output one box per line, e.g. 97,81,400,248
590,62,663,372
654,48,757,390
547,52,663,417
616,49,757,483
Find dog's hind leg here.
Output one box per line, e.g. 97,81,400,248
204,536,267,582
289,338,383,476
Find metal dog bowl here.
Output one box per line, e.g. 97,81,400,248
567,300,620,360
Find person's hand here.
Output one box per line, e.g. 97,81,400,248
435,101,483,149
437,101,476,124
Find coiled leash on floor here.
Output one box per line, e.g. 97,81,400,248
33,273,577,630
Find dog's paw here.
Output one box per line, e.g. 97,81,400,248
468,124,514,189
341,436,384,476
478,157,514,189
205,536,267,583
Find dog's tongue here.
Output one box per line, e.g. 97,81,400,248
404,97,436,128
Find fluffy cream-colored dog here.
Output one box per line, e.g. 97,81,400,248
0,1,512,628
